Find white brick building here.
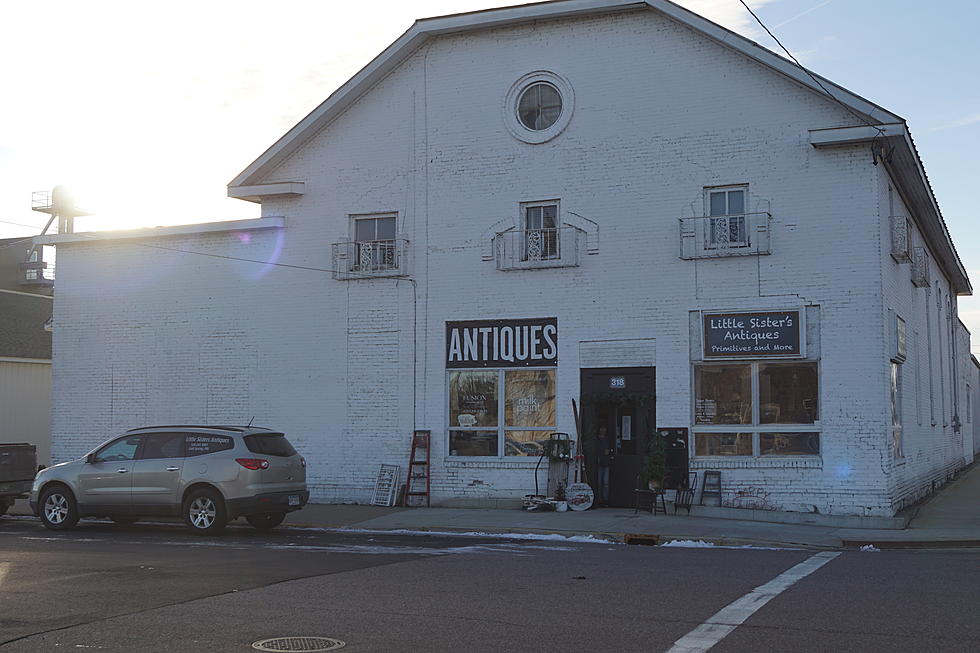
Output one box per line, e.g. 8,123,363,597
40,0,973,517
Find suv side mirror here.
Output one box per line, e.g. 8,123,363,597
86,453,96,464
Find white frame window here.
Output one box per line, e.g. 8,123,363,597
517,82,562,132
692,361,821,458
705,185,749,249
503,71,575,144
522,200,560,261
351,213,397,272
447,367,556,458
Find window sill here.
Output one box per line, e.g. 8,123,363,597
444,458,541,469
691,457,822,469
334,267,407,280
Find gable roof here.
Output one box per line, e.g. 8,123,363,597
227,0,969,294
229,0,901,189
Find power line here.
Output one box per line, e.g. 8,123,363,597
736,0,883,132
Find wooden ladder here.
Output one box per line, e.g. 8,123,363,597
403,430,431,507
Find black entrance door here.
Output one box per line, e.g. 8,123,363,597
580,367,656,508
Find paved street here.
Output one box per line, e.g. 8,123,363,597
1,517,978,652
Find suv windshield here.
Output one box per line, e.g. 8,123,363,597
244,433,297,457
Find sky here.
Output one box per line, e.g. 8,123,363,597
1,0,977,346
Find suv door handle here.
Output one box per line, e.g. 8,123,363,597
116,468,129,474
166,466,179,472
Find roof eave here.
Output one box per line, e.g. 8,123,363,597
810,125,972,296
34,217,285,246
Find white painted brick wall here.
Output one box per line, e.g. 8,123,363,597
49,8,969,516
876,169,973,511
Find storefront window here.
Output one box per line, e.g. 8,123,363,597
759,363,818,423
760,432,820,456
449,368,555,457
695,433,753,456
695,365,751,424
505,369,555,427
505,430,550,456
449,370,498,428
693,362,820,458
449,431,498,457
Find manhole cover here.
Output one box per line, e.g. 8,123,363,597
252,637,346,652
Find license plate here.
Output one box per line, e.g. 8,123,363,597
288,495,300,506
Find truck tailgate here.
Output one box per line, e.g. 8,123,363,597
0,443,37,483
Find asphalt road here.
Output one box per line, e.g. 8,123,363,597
0,516,978,652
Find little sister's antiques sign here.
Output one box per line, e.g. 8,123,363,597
702,310,803,358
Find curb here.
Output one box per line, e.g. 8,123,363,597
287,523,625,543
842,539,980,549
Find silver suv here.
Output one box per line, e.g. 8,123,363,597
30,425,308,534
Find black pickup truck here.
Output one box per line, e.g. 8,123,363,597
0,443,37,516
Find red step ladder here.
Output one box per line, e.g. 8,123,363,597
403,430,431,507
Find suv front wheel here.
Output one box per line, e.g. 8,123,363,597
184,488,227,535
39,485,80,530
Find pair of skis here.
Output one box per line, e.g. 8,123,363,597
565,398,594,511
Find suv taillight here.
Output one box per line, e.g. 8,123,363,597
236,458,269,470
300,456,306,468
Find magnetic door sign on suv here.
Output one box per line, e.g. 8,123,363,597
30,426,309,535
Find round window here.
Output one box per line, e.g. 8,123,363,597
504,71,574,144
517,82,562,131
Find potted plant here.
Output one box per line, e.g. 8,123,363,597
641,432,668,490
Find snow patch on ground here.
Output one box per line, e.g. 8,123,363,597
859,544,881,552
330,527,611,544
660,539,801,551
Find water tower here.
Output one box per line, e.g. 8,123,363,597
21,186,90,288
32,185,89,234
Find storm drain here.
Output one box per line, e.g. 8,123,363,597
251,637,346,652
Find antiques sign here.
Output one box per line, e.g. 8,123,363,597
447,318,557,368
702,310,802,358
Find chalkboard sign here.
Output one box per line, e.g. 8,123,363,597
703,310,803,358
701,470,722,506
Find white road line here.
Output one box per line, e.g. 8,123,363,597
0,562,8,586
666,551,842,653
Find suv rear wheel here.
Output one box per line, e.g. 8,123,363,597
184,488,227,535
245,512,286,530
39,485,80,530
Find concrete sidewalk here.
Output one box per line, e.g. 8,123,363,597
279,463,980,549
10,462,979,549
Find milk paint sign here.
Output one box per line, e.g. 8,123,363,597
702,310,803,358
446,318,557,368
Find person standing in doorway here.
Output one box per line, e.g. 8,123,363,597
595,426,612,506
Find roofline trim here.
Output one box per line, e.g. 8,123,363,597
34,217,285,246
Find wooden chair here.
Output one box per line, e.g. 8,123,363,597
673,472,697,515
633,475,667,515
